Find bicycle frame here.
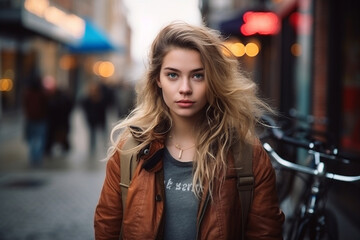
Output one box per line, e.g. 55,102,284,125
263,143,360,240
288,154,328,240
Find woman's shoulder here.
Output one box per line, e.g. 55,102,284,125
251,138,276,181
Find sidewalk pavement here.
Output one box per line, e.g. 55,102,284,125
0,107,110,239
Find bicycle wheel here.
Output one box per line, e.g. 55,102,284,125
285,214,309,240
291,209,338,240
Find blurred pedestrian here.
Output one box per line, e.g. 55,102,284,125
43,76,73,155
115,81,136,118
94,22,284,239
23,75,48,167
81,82,108,152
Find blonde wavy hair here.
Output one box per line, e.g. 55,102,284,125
109,21,271,198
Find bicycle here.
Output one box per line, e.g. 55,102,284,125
259,115,360,240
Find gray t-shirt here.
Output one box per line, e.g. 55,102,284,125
163,148,198,240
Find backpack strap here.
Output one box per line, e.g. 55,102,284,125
232,140,254,240
119,136,140,239
119,136,140,212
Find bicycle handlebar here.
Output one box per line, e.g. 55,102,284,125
263,143,360,182
260,115,355,162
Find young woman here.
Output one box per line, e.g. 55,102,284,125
94,22,284,239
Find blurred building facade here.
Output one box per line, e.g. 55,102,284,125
0,0,131,117
201,0,360,158
1,0,358,157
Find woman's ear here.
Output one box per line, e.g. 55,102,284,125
156,78,162,88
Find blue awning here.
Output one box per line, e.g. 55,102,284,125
67,19,120,54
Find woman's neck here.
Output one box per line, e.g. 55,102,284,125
170,119,196,140
167,117,197,161
170,113,200,137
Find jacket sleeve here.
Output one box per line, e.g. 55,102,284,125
94,151,123,240
246,142,285,239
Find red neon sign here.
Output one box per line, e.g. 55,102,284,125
240,11,280,36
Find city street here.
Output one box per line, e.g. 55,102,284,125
0,107,109,240
1,107,360,239
1,0,359,239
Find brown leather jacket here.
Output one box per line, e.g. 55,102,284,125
94,138,285,239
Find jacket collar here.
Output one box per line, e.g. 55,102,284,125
139,139,165,173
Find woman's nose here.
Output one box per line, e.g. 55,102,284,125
179,78,192,95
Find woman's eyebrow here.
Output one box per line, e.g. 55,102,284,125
191,68,204,73
163,67,179,72
163,67,204,72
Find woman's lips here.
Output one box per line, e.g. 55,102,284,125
176,100,194,107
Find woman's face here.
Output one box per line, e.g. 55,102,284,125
157,48,207,121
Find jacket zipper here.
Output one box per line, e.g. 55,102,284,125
195,192,210,240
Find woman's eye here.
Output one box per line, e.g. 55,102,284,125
193,73,204,80
167,73,178,79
